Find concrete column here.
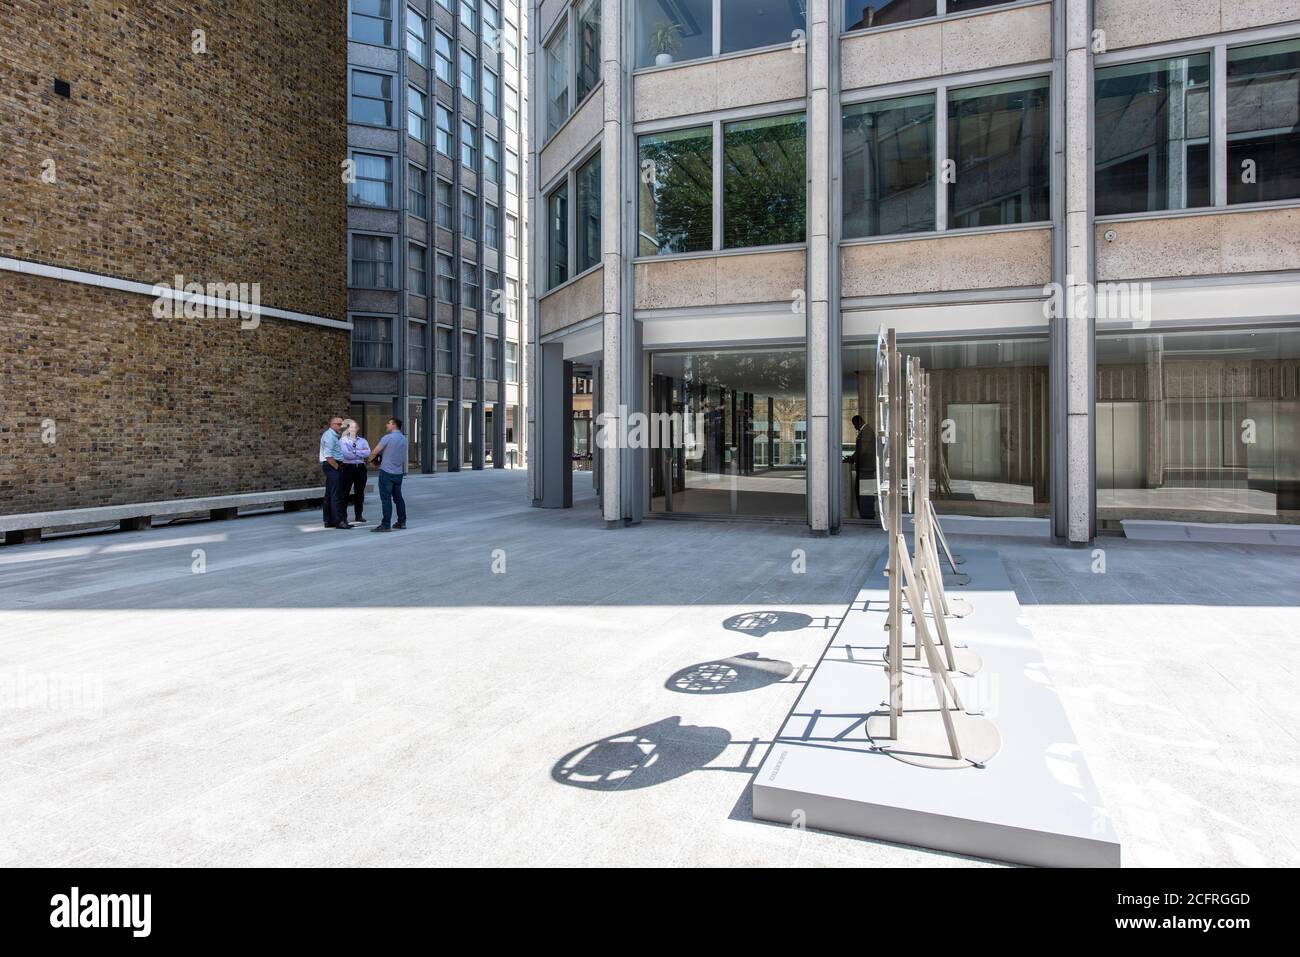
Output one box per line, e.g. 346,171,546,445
1060,0,1095,544
537,342,572,507
602,0,625,526
525,8,539,503
806,0,831,534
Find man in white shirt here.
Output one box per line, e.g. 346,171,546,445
318,416,352,529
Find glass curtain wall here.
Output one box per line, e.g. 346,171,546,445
649,349,807,518
842,93,936,236
1097,327,1300,526
841,338,1050,520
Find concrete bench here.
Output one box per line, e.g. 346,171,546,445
1,487,326,545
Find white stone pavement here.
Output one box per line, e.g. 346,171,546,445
0,469,1296,867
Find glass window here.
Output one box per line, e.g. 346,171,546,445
486,202,500,248
350,70,393,126
506,212,519,248
485,135,500,183
436,402,449,463
351,234,394,288
721,0,805,55
505,150,519,194
575,0,601,102
1228,39,1300,205
547,183,569,289
351,316,394,368
436,327,454,374
506,341,519,381
843,0,935,32
945,0,1013,14
461,120,477,168
576,151,601,272
948,76,1051,229
407,85,429,141
435,179,454,228
650,348,808,517
460,50,477,99
635,0,712,68
484,69,500,116
435,30,454,84
462,331,479,375
506,277,520,320
406,7,427,63
461,0,477,33
408,320,428,369
350,152,393,208
462,261,480,309
485,269,502,312
841,337,1049,519
638,126,712,255
505,84,519,131
505,30,519,68
462,193,478,239
1098,327,1300,526
350,0,393,45
1095,55,1212,216
483,1,500,48
436,253,455,301
436,0,451,9
842,93,936,237
485,337,501,379
545,25,570,137
408,164,428,218
436,103,453,155
723,113,807,249
407,243,427,295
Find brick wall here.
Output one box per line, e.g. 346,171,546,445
0,1,349,514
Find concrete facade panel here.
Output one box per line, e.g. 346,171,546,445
1095,209,1300,280
842,230,1052,297
539,267,604,336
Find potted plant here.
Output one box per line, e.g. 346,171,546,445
650,21,682,66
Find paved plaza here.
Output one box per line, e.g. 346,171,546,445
1,470,1297,867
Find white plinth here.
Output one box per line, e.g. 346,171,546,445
752,547,1121,868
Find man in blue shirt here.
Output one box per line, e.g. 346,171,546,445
318,415,353,529
367,418,409,531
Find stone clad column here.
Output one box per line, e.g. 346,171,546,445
601,0,624,526
806,0,831,534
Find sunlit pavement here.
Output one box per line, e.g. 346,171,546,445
1,469,1296,867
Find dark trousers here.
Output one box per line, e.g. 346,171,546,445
321,462,344,526
341,463,367,521
378,471,406,527
855,469,877,521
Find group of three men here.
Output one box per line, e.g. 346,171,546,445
318,416,408,532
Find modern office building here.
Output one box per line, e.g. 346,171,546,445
345,0,530,472
0,0,349,516
528,0,1299,541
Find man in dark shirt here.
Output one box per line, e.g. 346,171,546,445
851,414,877,521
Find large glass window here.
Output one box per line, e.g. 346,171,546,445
406,7,428,63
841,337,1050,520
351,316,394,368
350,70,393,126
575,0,601,102
351,234,394,288
649,348,808,518
435,178,453,228
462,331,479,375
435,104,453,155
436,253,454,301
635,0,712,68
409,164,428,218
461,119,477,168
460,50,477,99
723,113,807,249
484,69,500,117
483,1,500,48
462,262,480,309
407,85,429,141
576,152,601,273
1095,54,1212,216
486,202,500,249
843,93,936,237
844,1,935,32
349,152,393,208
1228,39,1300,205
1097,327,1300,526
485,337,501,379
408,320,427,369
505,150,519,194
506,83,520,131
485,135,500,183
407,242,427,295
462,192,478,239
460,0,477,32
435,31,454,84
947,76,1051,228
638,126,712,255
547,183,569,289
545,26,570,137
350,0,393,45
436,327,454,374
506,341,519,382
721,0,805,55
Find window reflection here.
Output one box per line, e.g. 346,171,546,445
843,93,936,237
638,126,713,255
948,77,1051,228
723,113,807,249
1228,39,1300,205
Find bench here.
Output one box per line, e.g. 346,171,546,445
1,487,326,545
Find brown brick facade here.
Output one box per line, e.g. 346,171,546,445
0,1,349,514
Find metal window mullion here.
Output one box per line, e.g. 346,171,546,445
935,84,948,232
1213,42,1228,208
937,0,947,17
713,118,723,250
567,167,577,284
713,0,722,57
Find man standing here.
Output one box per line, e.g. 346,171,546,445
851,414,877,521
319,415,353,530
367,417,408,532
